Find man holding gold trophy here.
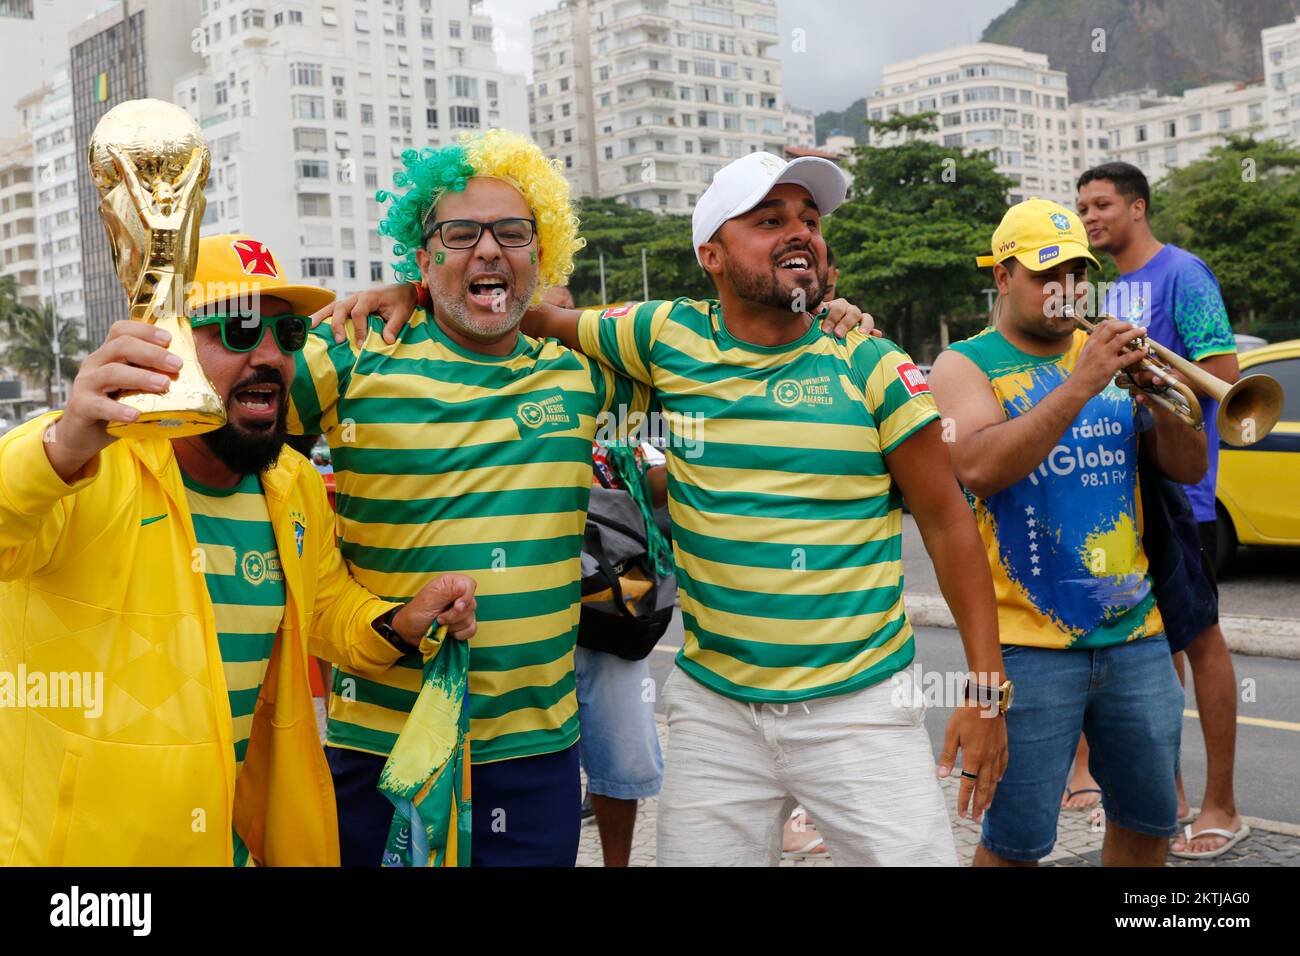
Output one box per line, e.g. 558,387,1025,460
0,99,478,866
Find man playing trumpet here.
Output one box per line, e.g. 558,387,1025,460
1078,162,1249,859
928,199,1207,866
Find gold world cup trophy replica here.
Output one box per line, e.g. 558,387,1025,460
89,98,226,438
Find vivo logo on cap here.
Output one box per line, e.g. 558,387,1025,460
1038,245,1060,264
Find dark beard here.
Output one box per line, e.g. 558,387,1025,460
725,243,828,313
200,369,289,475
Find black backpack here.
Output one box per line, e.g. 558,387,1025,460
578,484,677,661
1138,447,1218,654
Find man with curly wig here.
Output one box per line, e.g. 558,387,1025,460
322,148,1008,868
287,129,650,866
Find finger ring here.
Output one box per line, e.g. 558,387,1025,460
959,770,979,780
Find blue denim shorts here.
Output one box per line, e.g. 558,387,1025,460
574,646,664,800
981,634,1184,862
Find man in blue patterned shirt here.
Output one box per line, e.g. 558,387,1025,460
1077,161,1248,860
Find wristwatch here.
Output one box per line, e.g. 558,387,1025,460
962,677,1014,714
372,608,412,652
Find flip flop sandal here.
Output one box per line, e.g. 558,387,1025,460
1177,810,1196,826
1062,787,1103,810
1169,823,1251,860
782,836,828,861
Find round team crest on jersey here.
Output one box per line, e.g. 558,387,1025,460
518,401,546,428
773,379,804,407
241,550,268,585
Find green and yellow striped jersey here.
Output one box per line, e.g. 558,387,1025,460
577,298,939,703
289,310,647,764
183,470,284,867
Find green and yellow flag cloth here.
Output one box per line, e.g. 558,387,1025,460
378,628,471,867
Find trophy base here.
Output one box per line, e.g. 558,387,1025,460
107,407,227,440
104,314,228,441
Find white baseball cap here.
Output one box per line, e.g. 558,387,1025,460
691,151,850,265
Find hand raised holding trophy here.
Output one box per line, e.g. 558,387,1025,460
88,98,226,438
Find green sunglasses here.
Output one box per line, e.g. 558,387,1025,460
189,311,310,354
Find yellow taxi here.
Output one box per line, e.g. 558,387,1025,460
1215,339,1300,571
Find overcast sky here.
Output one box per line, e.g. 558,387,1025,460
481,0,1016,113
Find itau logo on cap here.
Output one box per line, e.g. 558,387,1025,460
231,239,278,278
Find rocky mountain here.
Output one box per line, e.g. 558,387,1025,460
981,0,1300,100
815,97,870,146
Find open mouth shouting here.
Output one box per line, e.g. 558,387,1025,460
775,250,815,277
231,380,281,425
467,271,512,309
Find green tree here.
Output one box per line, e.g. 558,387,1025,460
1148,135,1300,340
568,197,712,307
0,274,19,322
0,300,89,405
825,113,1015,358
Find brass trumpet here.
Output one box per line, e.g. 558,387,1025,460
1070,309,1284,447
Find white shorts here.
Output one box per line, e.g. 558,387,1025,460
656,664,957,866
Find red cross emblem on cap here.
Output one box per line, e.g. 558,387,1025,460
231,239,278,278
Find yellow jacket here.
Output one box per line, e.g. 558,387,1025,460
0,413,404,866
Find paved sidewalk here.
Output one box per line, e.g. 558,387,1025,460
576,716,1300,867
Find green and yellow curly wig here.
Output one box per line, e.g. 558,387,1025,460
376,128,584,302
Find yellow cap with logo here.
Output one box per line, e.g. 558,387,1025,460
187,233,336,315
975,198,1100,272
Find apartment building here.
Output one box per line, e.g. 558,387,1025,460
868,43,1078,206
176,0,528,298
29,65,87,335
0,135,38,309
530,0,786,214
1103,81,1266,184
1261,16,1300,145
69,0,204,344
784,104,816,149
0,0,104,141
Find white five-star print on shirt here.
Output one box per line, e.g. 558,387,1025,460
1026,506,1041,574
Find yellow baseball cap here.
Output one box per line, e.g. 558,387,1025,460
187,233,336,315
975,198,1100,271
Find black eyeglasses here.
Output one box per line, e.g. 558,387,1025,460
189,312,310,354
422,217,537,249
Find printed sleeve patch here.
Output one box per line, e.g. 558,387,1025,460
601,303,636,319
895,361,930,396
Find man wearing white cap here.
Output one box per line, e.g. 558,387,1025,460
319,151,1008,865
520,151,1009,865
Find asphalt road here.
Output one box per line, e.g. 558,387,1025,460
646,615,1300,825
